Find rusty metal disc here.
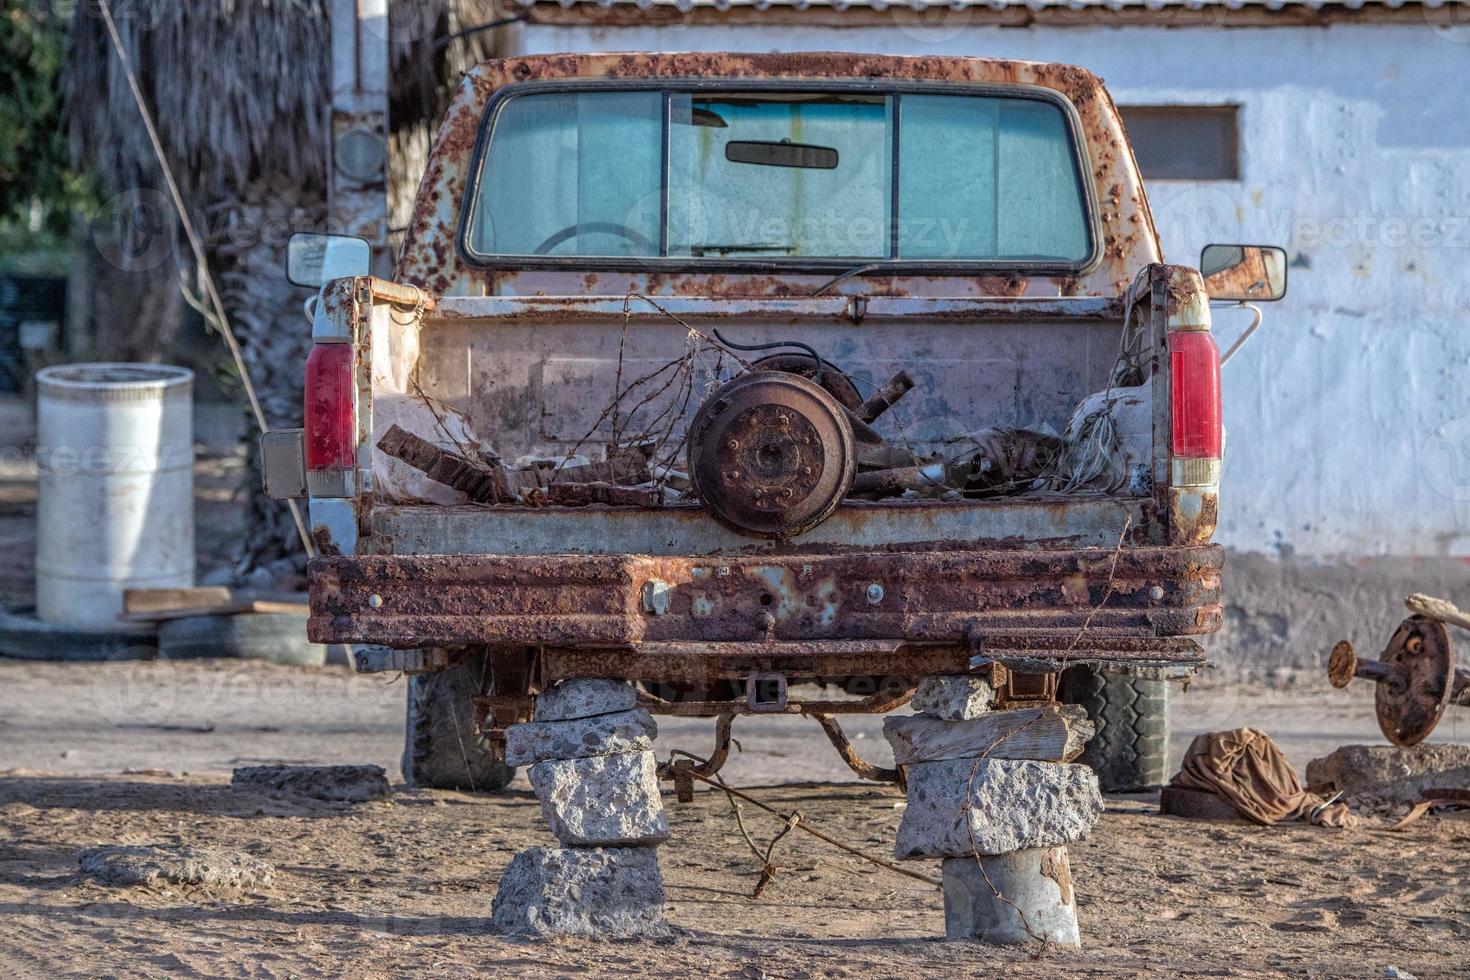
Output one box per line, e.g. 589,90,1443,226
687,371,855,538
1375,614,1455,747
1327,640,1358,689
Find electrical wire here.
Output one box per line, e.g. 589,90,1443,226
709,328,829,377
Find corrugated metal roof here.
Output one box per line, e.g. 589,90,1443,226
513,0,1458,10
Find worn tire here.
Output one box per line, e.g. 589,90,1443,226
157,612,326,666
0,607,157,661
1058,666,1169,793
402,649,516,792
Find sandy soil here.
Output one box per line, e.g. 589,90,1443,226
1,771,1466,980
1,659,1468,978
2,402,1468,975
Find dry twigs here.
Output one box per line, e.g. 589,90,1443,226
695,770,941,894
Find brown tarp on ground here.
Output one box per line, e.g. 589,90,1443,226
1171,728,1357,827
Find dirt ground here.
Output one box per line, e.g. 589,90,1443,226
2,400,1469,975
1,658,1469,979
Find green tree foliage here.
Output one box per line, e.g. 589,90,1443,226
0,1,89,237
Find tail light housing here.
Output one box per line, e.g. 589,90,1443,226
1168,329,1222,486
304,342,356,496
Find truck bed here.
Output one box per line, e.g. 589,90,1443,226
364,293,1148,537
308,290,1222,673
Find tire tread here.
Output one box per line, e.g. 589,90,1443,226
403,649,516,792
1059,666,1169,792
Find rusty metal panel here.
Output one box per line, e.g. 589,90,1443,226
400,308,1124,471
367,496,1153,556
429,295,1120,319
307,543,1222,653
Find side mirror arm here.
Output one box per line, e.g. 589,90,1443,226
1216,302,1263,368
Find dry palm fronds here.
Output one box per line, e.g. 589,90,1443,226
63,0,514,573
65,0,332,204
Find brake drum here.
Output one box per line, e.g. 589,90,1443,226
687,371,855,538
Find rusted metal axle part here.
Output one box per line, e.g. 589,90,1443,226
851,461,949,497
809,712,905,787
639,685,916,718
647,683,915,794
659,711,737,802
1327,614,1470,746
377,423,652,505
656,706,905,800
687,370,856,538
857,369,916,424
1329,640,1470,703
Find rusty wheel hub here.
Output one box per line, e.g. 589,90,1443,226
688,371,855,538
1376,614,1455,746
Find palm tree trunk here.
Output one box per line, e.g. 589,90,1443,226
214,175,325,580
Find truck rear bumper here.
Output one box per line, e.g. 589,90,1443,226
308,543,1222,675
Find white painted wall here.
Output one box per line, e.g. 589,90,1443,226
504,20,1470,559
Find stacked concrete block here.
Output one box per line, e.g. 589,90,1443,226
528,752,670,847
894,757,1102,859
490,846,666,938
503,708,657,767
491,679,670,937
889,674,1101,948
941,849,1080,947
911,674,997,720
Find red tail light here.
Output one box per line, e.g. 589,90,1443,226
304,343,355,489
1169,330,1222,461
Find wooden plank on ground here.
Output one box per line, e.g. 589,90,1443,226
120,589,308,623
123,587,234,615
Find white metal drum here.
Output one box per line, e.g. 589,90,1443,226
35,363,194,629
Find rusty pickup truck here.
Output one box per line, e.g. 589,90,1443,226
267,52,1284,794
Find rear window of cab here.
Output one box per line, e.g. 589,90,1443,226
461,83,1096,271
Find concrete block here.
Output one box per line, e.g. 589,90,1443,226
490,846,667,937
529,751,670,847
230,764,391,802
79,845,275,890
883,704,1093,765
942,848,1080,948
895,758,1102,859
912,675,996,720
534,678,638,722
1305,743,1470,804
504,708,657,768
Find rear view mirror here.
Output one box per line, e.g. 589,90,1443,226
1200,244,1288,302
286,232,371,288
725,140,839,170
